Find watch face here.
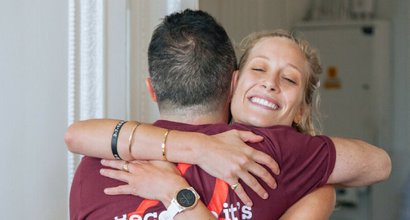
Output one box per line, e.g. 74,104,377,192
176,188,196,208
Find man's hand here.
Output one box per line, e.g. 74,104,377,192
194,129,280,206
100,159,187,206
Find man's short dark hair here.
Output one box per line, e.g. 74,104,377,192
148,9,237,112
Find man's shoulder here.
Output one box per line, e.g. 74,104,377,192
72,156,102,178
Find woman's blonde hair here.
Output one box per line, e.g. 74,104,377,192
238,30,322,135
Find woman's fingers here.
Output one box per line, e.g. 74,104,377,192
100,168,130,183
236,147,279,191
237,130,264,143
247,161,278,189
230,182,253,207
251,148,280,175
101,159,128,170
104,185,133,195
237,170,269,199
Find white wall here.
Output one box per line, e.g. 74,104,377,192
198,0,310,57
382,0,410,219
0,0,68,219
200,0,286,45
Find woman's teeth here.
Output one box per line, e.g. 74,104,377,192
250,97,279,110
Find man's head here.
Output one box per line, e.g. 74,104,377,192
147,9,237,118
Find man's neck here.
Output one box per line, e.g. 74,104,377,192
159,113,227,125
159,105,229,125
157,101,230,125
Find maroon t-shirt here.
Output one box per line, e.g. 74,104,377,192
70,120,336,220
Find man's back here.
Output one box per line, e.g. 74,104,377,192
70,156,143,220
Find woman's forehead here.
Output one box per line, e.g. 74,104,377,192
247,37,308,68
251,37,301,55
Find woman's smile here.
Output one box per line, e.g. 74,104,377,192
249,96,280,111
231,36,308,127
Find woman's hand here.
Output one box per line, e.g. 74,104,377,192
100,159,188,206
192,129,280,206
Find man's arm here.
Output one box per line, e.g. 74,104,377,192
100,160,216,220
280,185,336,220
328,137,391,186
65,119,279,205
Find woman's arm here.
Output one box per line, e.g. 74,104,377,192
100,159,216,220
65,119,279,205
280,185,336,220
328,137,391,186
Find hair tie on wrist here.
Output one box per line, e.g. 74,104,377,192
111,120,127,160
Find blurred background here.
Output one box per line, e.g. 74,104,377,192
0,0,408,219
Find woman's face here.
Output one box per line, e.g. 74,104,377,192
231,37,309,127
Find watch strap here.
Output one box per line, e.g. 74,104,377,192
159,187,200,220
168,198,181,218
158,198,182,220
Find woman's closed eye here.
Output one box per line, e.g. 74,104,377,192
282,77,297,85
252,68,265,72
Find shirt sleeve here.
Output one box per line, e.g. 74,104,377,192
278,131,336,206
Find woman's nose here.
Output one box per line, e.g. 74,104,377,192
261,78,278,92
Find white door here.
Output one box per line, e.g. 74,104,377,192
294,21,391,220
296,23,379,143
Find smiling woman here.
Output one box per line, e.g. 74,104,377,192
231,30,322,134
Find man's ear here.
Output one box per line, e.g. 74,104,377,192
229,70,240,99
145,77,157,102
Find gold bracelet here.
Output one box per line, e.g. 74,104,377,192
161,129,171,161
128,122,141,156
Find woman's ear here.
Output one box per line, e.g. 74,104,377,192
145,77,157,102
294,106,305,125
229,70,240,99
